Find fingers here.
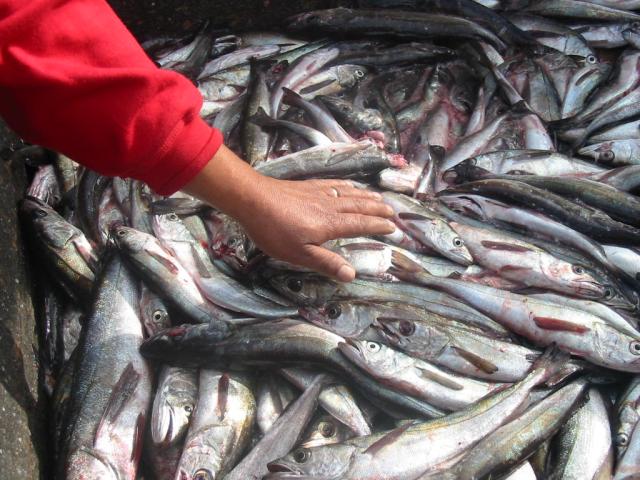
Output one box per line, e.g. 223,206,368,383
330,214,396,239
329,186,382,200
333,198,394,217
299,244,356,282
305,179,382,200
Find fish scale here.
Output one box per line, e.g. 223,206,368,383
20,7,640,479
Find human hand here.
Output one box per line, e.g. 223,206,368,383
184,146,395,282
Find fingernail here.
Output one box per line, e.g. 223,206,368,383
384,205,394,216
386,220,397,232
337,265,356,282
370,191,382,199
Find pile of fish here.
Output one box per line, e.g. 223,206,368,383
20,1,640,478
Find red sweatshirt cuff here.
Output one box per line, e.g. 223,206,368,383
144,118,223,196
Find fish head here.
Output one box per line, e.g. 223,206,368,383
111,225,149,253
600,325,640,373
338,339,404,376
578,142,616,164
430,219,474,265
140,290,171,337
299,302,371,338
151,212,190,243
21,197,79,248
301,415,352,448
210,217,254,270
617,402,640,460
151,368,198,445
373,317,417,346
267,443,357,480
550,262,608,299
269,273,339,305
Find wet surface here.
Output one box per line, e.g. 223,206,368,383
109,0,354,40
0,121,48,478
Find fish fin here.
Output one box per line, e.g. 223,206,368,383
533,316,590,334
415,365,464,390
282,87,303,106
391,250,425,274
144,249,180,275
340,242,387,251
217,373,230,421
451,346,499,374
249,106,276,128
131,412,146,463
94,363,140,447
190,243,213,279
480,240,534,253
363,421,415,456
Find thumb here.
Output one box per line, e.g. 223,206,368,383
299,244,356,282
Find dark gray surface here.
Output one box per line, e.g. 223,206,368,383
0,122,48,479
109,0,354,40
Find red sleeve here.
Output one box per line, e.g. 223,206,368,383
0,0,222,195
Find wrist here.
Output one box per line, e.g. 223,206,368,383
182,144,270,219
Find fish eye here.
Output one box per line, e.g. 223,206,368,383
355,69,365,78
184,405,193,414
603,288,614,300
586,54,597,64
600,150,615,163
293,449,311,463
617,433,630,446
153,310,165,321
572,265,584,275
228,237,239,247
194,469,213,480
168,213,179,221
320,421,336,438
32,209,48,218
326,303,342,319
633,22,640,30
116,229,127,237
630,341,640,356
367,342,381,352
399,320,416,336
453,237,463,248
287,278,303,293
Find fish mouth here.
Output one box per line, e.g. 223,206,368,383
372,318,401,343
267,462,300,474
448,248,474,266
574,282,607,299
337,339,365,364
